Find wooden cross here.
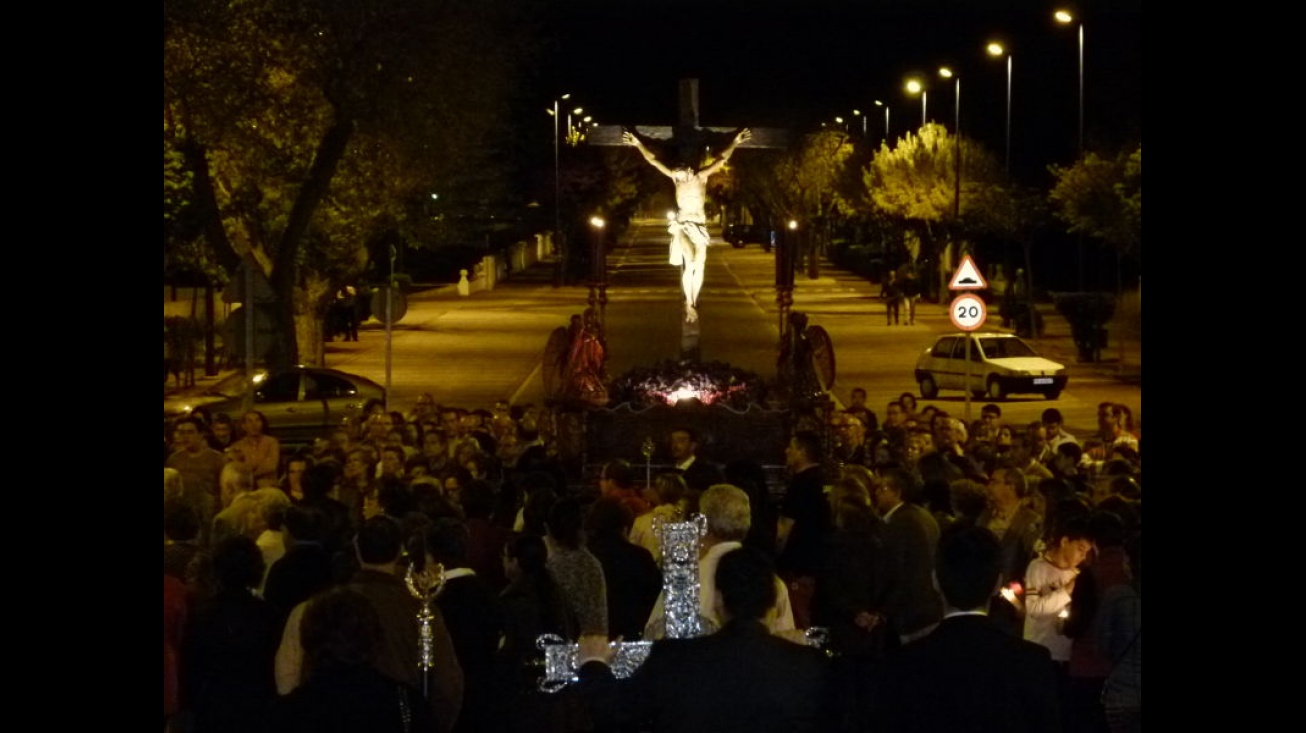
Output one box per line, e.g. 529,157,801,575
587,78,789,161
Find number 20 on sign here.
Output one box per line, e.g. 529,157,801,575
949,293,988,331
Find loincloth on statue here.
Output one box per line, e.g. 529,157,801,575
667,219,710,266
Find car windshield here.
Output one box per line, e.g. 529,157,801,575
977,337,1038,359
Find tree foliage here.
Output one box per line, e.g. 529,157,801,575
164,0,541,365
867,123,957,225
865,123,1006,227
1048,145,1142,259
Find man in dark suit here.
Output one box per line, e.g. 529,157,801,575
873,524,1062,732
584,496,662,641
776,429,832,629
262,505,334,632
669,426,724,492
426,517,502,733
872,467,944,645
576,547,832,733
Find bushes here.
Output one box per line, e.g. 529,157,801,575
1051,292,1116,362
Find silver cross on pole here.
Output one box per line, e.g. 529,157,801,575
535,513,712,691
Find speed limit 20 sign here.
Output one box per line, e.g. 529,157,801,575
949,293,987,331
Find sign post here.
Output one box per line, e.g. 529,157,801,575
948,255,988,422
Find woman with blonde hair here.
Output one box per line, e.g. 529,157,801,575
628,471,689,565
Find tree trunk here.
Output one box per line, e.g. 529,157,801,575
269,112,357,367
295,312,326,368
181,137,242,274
295,273,337,368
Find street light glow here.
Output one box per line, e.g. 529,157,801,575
589,216,605,229
905,79,923,94
1055,10,1074,24
787,220,798,230
939,67,954,78
987,42,1006,57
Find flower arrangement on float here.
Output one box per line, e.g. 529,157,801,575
607,360,768,409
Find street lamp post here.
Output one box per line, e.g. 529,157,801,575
588,215,607,324
988,42,1036,333
1055,10,1085,154
549,93,570,287
940,67,962,233
987,43,1012,176
852,109,867,138
777,219,798,336
905,79,926,129
566,106,584,146
1056,9,1087,290
875,100,890,144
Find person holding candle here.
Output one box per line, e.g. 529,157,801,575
1024,514,1093,731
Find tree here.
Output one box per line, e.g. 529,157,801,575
164,0,540,367
1048,145,1142,260
866,123,1008,298
557,144,645,283
729,129,855,279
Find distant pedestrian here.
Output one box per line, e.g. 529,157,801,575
900,265,922,325
880,271,904,326
338,286,359,341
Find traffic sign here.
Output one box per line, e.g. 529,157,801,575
371,286,408,325
948,255,988,291
949,293,988,331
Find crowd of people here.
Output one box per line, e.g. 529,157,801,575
163,390,1141,733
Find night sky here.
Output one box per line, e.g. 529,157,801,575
541,0,1141,180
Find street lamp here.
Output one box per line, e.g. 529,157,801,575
548,93,570,287
851,109,867,137
987,42,1013,175
1055,9,1085,154
566,106,584,146
939,67,962,226
588,215,607,322
905,79,927,128
874,99,890,144
1056,10,1090,293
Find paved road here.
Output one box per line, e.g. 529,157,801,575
177,218,1140,440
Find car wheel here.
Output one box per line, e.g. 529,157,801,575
986,377,1005,401
1044,389,1062,400
919,375,939,399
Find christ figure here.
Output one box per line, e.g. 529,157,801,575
624,128,751,321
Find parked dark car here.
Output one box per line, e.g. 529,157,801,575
724,223,771,249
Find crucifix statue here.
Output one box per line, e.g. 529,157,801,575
625,127,750,322
588,79,788,326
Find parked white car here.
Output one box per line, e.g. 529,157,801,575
914,332,1068,400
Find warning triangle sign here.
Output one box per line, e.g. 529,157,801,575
949,255,988,291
